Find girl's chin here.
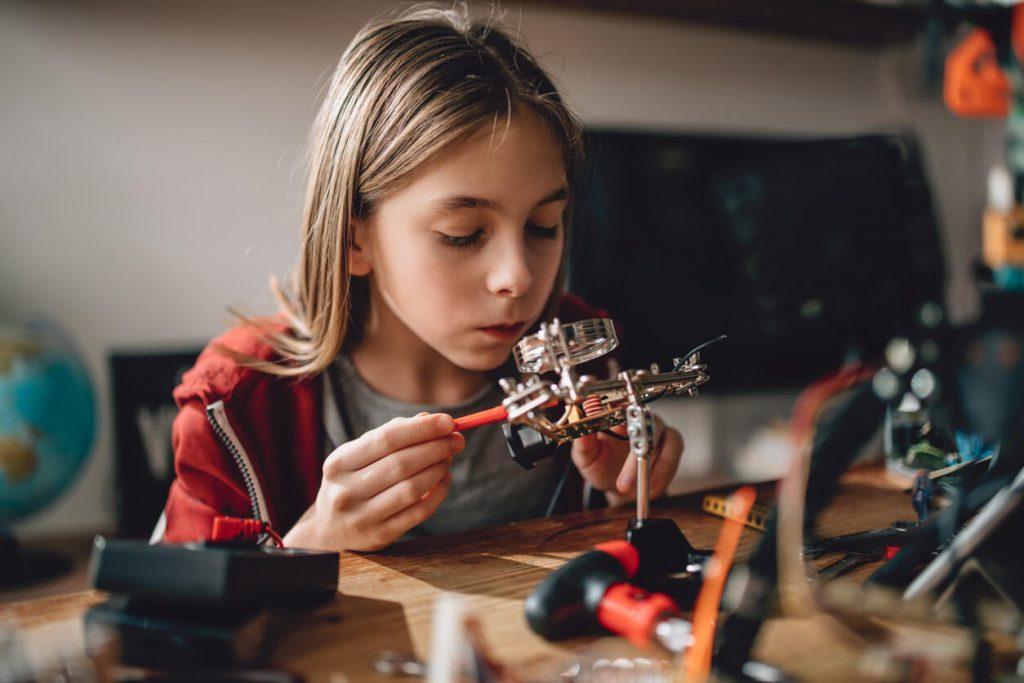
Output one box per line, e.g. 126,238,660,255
446,346,513,373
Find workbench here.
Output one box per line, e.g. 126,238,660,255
1,473,934,682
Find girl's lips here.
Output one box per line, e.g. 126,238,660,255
477,322,525,339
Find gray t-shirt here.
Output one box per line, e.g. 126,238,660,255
323,355,565,537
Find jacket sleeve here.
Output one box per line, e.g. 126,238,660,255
161,400,255,543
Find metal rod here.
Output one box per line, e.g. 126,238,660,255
637,454,650,521
903,464,1024,600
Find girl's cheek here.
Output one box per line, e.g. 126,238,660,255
534,241,564,284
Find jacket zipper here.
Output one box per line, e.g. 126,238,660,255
205,400,270,524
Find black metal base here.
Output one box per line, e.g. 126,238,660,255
625,517,711,576
0,532,72,589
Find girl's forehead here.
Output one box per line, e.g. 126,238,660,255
396,110,567,212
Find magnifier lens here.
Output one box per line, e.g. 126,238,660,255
514,318,618,374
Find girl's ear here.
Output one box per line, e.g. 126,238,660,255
348,218,373,277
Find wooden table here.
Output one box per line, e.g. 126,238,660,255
1,477,928,682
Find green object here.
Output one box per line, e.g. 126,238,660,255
905,440,954,470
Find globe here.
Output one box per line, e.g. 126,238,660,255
0,321,95,532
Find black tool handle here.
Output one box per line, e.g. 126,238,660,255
524,548,627,639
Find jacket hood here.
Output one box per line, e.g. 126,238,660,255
173,321,293,408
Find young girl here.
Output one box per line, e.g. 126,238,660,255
160,3,684,551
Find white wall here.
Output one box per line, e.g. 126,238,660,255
1,0,1001,536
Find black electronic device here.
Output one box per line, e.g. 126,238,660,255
85,595,271,669
89,536,339,609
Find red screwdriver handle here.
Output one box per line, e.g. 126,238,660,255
453,405,509,431
596,583,679,648
453,398,560,432
594,540,640,578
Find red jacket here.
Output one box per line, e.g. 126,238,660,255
160,293,610,544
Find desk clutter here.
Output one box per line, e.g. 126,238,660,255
6,4,1024,678
4,301,1024,682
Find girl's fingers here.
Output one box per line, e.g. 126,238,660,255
572,428,631,491
365,460,451,520
571,432,602,469
380,470,452,538
356,431,464,497
325,413,454,474
616,451,637,494
615,424,667,494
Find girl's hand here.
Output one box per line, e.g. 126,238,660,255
570,414,684,506
285,413,463,551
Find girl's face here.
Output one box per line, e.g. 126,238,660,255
355,107,568,371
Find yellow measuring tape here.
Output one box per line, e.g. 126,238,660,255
702,494,772,531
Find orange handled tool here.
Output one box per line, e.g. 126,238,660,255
453,405,509,431
453,398,559,432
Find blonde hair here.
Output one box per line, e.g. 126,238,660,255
229,3,582,377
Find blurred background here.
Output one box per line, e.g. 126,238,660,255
0,0,1003,544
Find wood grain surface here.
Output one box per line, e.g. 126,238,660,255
1,478,952,683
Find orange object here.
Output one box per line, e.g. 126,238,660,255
944,7,1024,117
453,405,509,431
684,486,757,681
453,398,559,432
945,28,1010,116
596,583,678,649
983,207,1024,269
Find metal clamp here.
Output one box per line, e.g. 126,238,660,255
623,371,655,523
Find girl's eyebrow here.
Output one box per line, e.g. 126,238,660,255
431,186,568,214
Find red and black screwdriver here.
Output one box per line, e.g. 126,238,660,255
452,398,559,432
524,540,693,652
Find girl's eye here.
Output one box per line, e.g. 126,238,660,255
527,222,559,239
437,228,484,249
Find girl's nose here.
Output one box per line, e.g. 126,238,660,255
485,239,534,298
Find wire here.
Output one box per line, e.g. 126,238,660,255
601,429,630,441
684,485,757,681
674,334,728,369
789,362,877,449
545,451,573,517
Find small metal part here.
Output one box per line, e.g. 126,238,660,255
702,495,772,531
582,395,604,416
813,552,880,582
803,520,917,559
374,651,428,677
623,372,655,523
513,318,618,374
741,660,790,682
480,320,721,493
653,617,693,653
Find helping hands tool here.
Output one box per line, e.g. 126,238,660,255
498,318,732,651
455,317,723,523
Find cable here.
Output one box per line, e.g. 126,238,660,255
684,486,757,681
601,429,630,441
679,333,729,366
546,451,573,517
